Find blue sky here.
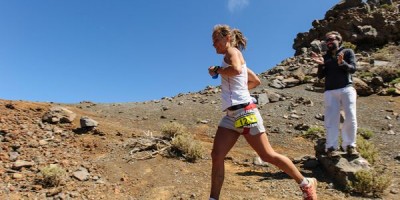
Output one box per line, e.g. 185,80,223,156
0,0,338,103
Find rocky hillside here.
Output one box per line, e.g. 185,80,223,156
1,1,400,200
261,44,400,97
263,0,400,98
293,0,400,54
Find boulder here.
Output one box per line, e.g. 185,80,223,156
269,79,286,89
356,25,378,39
310,40,323,54
282,77,301,88
264,90,282,102
353,77,374,96
42,107,76,124
80,116,99,128
370,76,385,86
315,139,371,189
254,93,269,106
267,66,285,75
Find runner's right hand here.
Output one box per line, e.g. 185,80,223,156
208,66,218,77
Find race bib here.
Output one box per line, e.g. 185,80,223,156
234,111,258,128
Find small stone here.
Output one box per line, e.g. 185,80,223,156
162,106,169,111
390,189,399,194
53,127,63,134
290,114,301,119
13,160,35,169
9,151,19,161
32,185,43,191
12,173,23,179
326,183,335,189
69,192,80,198
394,154,400,161
199,120,209,124
39,140,48,146
292,157,303,164
8,185,16,191
28,140,40,148
0,152,9,161
73,169,90,181
315,114,324,121
46,187,62,197
56,193,67,199
92,176,100,181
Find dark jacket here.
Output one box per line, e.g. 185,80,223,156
317,47,357,91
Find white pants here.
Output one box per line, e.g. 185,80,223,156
324,86,357,151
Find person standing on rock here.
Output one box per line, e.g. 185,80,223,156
311,31,358,157
208,24,318,200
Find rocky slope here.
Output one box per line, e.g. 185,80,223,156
1,1,400,199
1,78,399,200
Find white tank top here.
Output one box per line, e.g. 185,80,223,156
220,60,252,111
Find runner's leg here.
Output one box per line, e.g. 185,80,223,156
210,127,241,199
243,133,304,183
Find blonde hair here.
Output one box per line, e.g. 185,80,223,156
213,24,247,51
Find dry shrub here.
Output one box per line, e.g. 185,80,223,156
372,45,400,61
302,126,325,140
161,122,186,139
349,170,391,197
171,133,204,162
342,41,357,51
373,47,392,61
40,164,66,187
357,136,379,164
357,128,374,140
358,71,374,79
161,122,204,162
303,75,313,83
380,3,397,12
386,88,398,95
389,77,400,85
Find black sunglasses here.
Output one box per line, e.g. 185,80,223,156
325,38,336,42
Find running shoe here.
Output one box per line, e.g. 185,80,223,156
300,178,318,200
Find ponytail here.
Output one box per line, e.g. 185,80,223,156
231,29,247,51
213,24,247,51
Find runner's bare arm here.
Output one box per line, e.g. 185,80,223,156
247,67,260,90
215,48,243,76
